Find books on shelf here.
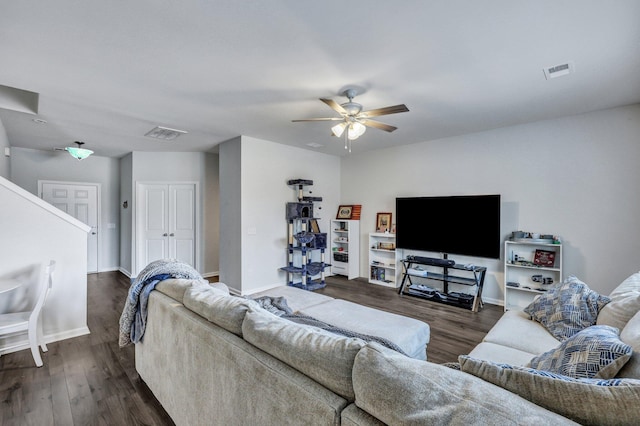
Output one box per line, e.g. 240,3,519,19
370,266,385,281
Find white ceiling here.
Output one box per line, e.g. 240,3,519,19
1,1,639,158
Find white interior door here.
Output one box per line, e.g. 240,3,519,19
41,182,99,273
169,184,196,268
137,183,196,274
137,184,169,268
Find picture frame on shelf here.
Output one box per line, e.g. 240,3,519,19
310,219,320,233
336,205,353,219
376,212,392,232
533,249,556,267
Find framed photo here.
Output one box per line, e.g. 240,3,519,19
533,249,556,267
376,212,392,232
310,219,320,233
336,205,353,219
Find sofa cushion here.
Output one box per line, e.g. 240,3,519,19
597,271,640,331
299,299,430,360
242,307,365,400
482,310,560,355
183,284,259,336
524,276,610,341
617,310,640,379
468,341,538,366
155,277,212,302
528,325,632,379
352,343,577,425
459,355,640,426
250,285,334,311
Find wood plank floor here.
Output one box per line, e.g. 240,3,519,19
319,275,504,364
0,271,504,425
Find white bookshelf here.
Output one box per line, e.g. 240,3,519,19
368,232,398,287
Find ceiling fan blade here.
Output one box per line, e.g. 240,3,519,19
292,117,344,122
360,104,409,118
320,98,347,115
360,119,397,132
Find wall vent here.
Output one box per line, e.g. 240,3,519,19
543,62,575,80
144,126,188,141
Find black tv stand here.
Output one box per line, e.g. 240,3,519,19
398,255,486,312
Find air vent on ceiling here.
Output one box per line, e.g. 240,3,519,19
543,62,574,80
306,142,324,148
144,126,188,141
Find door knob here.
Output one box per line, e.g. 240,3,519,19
169,233,175,237
91,232,97,235
163,233,168,236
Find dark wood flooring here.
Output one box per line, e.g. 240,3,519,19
319,275,504,364
0,271,504,425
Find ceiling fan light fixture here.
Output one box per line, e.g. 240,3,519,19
331,122,347,137
347,122,366,140
65,141,93,160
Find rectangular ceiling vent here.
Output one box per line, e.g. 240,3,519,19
543,62,575,80
144,126,188,141
306,142,323,148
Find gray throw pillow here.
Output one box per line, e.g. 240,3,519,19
617,310,640,379
528,325,632,379
597,271,640,331
524,276,610,341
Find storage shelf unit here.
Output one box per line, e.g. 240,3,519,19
504,240,563,311
368,233,398,287
398,256,487,312
330,220,360,280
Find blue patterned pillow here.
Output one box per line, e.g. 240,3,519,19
524,276,610,341
528,325,632,379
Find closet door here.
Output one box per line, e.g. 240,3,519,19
136,183,196,274
168,184,196,268
137,184,170,269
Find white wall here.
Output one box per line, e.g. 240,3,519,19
204,153,220,277
219,137,242,292
10,147,121,272
0,118,10,179
219,136,341,294
341,104,640,303
0,177,89,352
119,153,133,275
128,151,219,276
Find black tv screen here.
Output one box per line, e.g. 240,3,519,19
395,195,501,259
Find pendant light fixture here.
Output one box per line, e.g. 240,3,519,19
64,141,93,160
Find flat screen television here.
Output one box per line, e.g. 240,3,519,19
395,194,501,259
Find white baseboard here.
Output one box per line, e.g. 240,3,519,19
98,267,121,273
482,296,503,306
0,326,91,356
119,267,132,278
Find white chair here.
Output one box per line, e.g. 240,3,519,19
0,260,55,367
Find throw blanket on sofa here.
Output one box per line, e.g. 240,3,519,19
119,259,204,347
252,296,409,357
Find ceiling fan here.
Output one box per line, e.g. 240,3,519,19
293,88,409,152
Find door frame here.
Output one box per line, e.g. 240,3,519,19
38,180,101,273
133,181,200,276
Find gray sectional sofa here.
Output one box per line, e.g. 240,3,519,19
135,274,640,425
